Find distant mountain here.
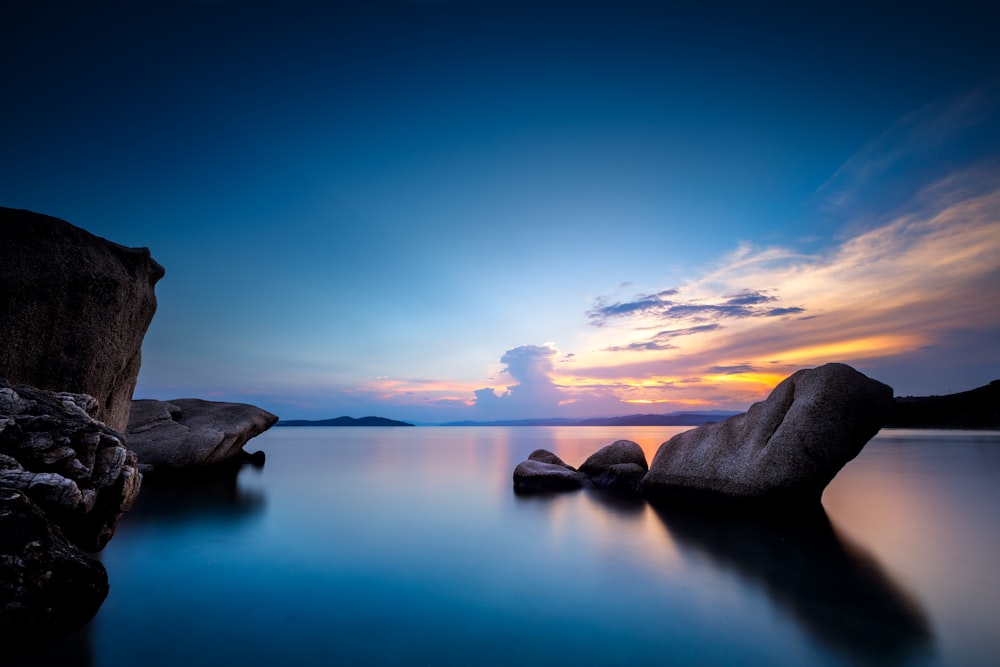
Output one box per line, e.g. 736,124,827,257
276,416,414,427
441,411,740,427
887,380,1000,428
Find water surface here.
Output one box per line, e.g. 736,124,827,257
21,427,1000,666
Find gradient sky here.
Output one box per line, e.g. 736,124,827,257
3,0,998,422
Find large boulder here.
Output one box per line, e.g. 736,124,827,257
127,398,278,475
640,363,894,506
0,489,108,650
0,381,142,551
0,207,164,432
512,449,588,493
578,439,648,493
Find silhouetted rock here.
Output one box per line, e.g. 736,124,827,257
0,489,108,652
888,379,1000,428
0,381,142,551
0,207,164,432
127,398,278,475
512,449,588,493
578,439,648,493
640,363,893,506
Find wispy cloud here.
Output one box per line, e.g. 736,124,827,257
589,288,805,327
565,162,1000,407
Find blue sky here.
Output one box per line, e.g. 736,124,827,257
3,0,998,422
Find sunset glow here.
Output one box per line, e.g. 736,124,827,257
3,1,997,422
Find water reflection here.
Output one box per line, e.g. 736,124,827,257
651,503,933,666
123,468,267,526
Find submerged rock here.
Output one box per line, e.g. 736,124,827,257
578,440,648,493
0,207,164,432
0,489,109,650
640,363,893,506
127,398,278,475
512,449,588,493
0,381,142,551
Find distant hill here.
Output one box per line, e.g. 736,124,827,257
442,411,740,427
276,416,414,427
887,380,1000,428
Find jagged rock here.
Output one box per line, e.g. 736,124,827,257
0,207,164,432
0,488,108,650
0,381,141,551
127,398,278,475
512,449,588,493
640,363,894,506
578,439,648,493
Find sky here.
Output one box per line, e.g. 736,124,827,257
2,0,998,422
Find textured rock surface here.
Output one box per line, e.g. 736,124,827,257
640,363,894,505
127,398,278,475
0,207,164,432
0,381,142,551
579,439,648,492
512,449,588,493
0,489,109,649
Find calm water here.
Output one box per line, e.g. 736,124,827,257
21,427,1000,666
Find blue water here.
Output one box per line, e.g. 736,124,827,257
20,427,1000,666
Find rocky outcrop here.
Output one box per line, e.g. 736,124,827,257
0,489,108,650
0,381,142,551
0,207,164,432
127,398,278,475
513,442,649,494
512,449,588,493
640,363,894,506
579,440,648,493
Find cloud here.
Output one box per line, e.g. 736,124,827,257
573,161,1000,402
817,82,1000,215
604,324,721,352
590,288,805,327
587,289,678,324
472,343,566,418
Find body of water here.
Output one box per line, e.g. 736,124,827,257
21,426,1000,666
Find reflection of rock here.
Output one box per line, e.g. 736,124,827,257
0,489,108,653
641,363,894,505
579,440,648,493
512,449,588,493
0,207,163,433
0,381,142,551
126,399,278,475
652,503,932,664
124,469,266,526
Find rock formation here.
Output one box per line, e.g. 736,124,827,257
127,398,278,475
0,380,142,551
0,207,164,432
0,489,109,651
640,363,893,506
513,441,649,494
513,449,589,493
578,440,649,493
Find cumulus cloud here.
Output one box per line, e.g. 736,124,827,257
473,343,565,418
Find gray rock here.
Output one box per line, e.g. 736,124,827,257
579,439,648,492
0,488,108,650
0,207,164,432
512,449,588,493
0,381,142,551
640,363,894,506
127,398,278,475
